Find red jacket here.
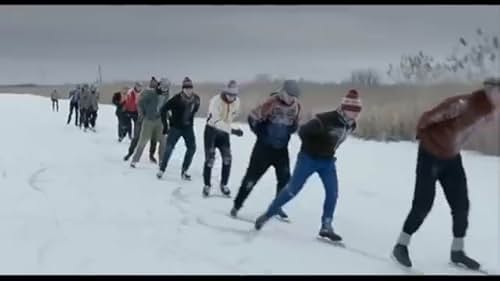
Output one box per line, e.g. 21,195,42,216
123,88,140,112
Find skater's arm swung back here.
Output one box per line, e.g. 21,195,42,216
289,102,302,134
248,97,274,132
160,94,177,127
192,94,201,115
417,94,469,130
137,91,147,118
231,98,241,130
298,117,323,141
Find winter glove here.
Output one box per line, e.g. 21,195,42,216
288,121,299,134
248,117,267,137
231,128,244,137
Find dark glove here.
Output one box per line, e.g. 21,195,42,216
248,118,266,137
231,128,244,137
288,119,300,134
162,123,169,135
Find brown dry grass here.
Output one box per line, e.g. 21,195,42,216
1,80,498,156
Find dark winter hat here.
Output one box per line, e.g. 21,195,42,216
341,89,362,113
281,80,301,98
182,77,193,89
149,77,159,89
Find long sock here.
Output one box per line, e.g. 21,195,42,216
451,237,464,251
397,231,411,246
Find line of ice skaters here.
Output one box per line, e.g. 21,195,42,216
65,84,101,133
113,77,500,272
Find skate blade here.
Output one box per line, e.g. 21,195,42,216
316,236,345,247
207,193,231,199
227,213,255,224
390,253,412,269
449,262,486,274
275,216,291,223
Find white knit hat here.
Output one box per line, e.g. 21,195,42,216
223,80,239,95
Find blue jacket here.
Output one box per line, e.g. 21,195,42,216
248,94,301,149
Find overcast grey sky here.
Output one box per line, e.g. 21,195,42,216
0,5,499,84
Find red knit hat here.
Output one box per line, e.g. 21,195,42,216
341,89,362,113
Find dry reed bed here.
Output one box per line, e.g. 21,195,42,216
1,81,497,156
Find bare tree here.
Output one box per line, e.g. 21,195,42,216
388,28,499,84
348,69,381,86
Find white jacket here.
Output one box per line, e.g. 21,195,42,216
206,94,240,134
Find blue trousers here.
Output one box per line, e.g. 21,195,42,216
265,151,339,227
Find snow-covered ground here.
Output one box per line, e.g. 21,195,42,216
0,93,498,274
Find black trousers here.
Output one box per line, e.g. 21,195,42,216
67,102,79,125
159,126,196,173
80,108,90,129
116,111,127,139
233,140,291,210
123,111,138,139
402,144,469,238
203,125,232,187
51,99,59,111
89,110,98,128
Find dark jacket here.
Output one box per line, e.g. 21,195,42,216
79,88,92,110
298,109,356,159
416,90,495,159
160,92,200,130
69,89,80,104
112,92,124,115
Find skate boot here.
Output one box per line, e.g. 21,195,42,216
230,207,238,218
392,244,412,268
276,208,290,222
202,185,211,197
220,185,231,197
149,154,157,164
451,250,480,270
181,171,191,181
318,224,342,242
255,214,270,230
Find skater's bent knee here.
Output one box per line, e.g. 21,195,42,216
411,206,432,221
222,156,231,165
205,158,215,167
